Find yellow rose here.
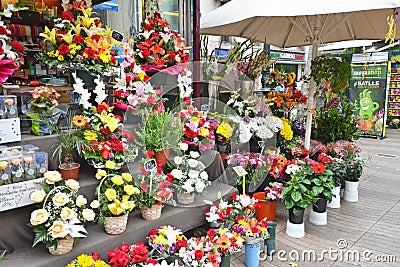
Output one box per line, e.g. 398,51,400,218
121,173,132,182
60,207,75,221
50,220,68,238
90,200,100,209
105,160,116,170
82,208,96,221
30,209,49,226
124,185,135,195
52,192,70,207
105,188,117,201
44,171,62,184
120,201,135,212
95,169,107,179
76,195,88,207
121,195,130,202
30,190,46,203
108,203,124,215
111,175,123,186
77,254,94,267
65,179,80,191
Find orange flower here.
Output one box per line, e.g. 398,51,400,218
73,115,86,127
312,163,326,174
274,96,284,107
151,43,165,55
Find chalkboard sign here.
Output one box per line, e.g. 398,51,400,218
112,30,124,42
144,159,157,172
201,104,210,112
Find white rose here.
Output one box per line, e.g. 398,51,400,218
76,195,87,207
182,180,194,193
44,171,62,184
180,143,188,151
65,179,80,191
187,159,198,168
188,170,199,179
195,181,206,193
171,169,183,180
60,207,75,221
30,190,46,203
52,192,70,207
82,208,96,221
200,171,208,180
174,156,183,165
50,220,68,238
90,200,100,209
30,209,49,226
190,151,200,159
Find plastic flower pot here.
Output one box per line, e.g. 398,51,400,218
253,192,277,222
265,221,277,256
288,208,304,224
327,186,341,208
220,255,230,267
312,198,328,213
244,238,262,267
310,198,328,225
343,180,359,202
154,149,170,166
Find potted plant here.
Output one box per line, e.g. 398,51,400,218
28,171,95,255
107,241,159,266
136,152,175,221
91,170,140,235
343,155,364,202
253,182,284,222
215,121,233,154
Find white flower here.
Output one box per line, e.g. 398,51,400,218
182,180,194,193
205,212,220,223
187,159,198,168
180,143,188,151
171,169,183,180
200,171,209,180
65,179,80,191
90,200,100,209
195,180,206,193
76,195,87,207
188,170,199,179
239,195,252,207
190,151,200,159
174,156,183,165
93,75,107,104
286,164,302,175
30,190,46,203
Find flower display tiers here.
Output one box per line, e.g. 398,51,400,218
0,134,238,267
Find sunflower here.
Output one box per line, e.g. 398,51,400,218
73,115,86,127
269,70,278,79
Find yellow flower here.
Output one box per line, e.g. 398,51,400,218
95,169,107,179
77,254,94,267
66,264,74,267
48,51,55,57
62,30,74,45
105,160,116,170
191,117,200,124
30,189,46,203
121,173,132,182
105,188,117,201
216,122,233,139
124,185,135,195
70,49,77,55
99,51,111,63
122,195,130,202
58,55,64,61
90,200,100,209
76,195,88,207
94,260,110,267
120,201,135,211
84,130,98,141
200,128,209,137
111,175,124,185
279,118,293,141
108,203,124,215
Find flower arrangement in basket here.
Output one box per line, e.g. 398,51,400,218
136,152,175,220
147,225,188,258
38,6,119,73
206,228,244,257
91,170,140,234
107,242,159,267
66,253,110,267
28,171,95,254
215,121,233,153
0,5,25,83
177,236,221,267
170,145,211,203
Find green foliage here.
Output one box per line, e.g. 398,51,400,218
312,98,360,144
0,250,6,261
309,169,335,202
282,174,316,216
345,158,364,182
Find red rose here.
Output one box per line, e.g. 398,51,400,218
100,127,111,135
0,26,7,35
157,167,163,174
84,48,96,58
119,243,130,253
92,35,101,41
312,163,326,174
130,242,149,263
140,166,148,175
92,252,100,261
175,239,188,250
94,18,101,25
231,194,237,200
148,228,158,236
207,228,217,239
146,151,155,158
167,51,176,59
60,11,74,21
107,249,117,259
141,49,151,58
100,149,110,159
109,251,130,267
92,144,99,150
183,96,191,103
166,173,174,183
74,35,84,43
194,250,203,261
97,103,109,112
58,45,70,55
146,259,158,264
10,41,24,53
144,24,153,31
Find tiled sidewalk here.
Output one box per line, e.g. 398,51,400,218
231,129,400,267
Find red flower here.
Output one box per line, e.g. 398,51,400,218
146,259,158,264
318,153,333,164
142,49,151,58
166,173,174,183
118,129,136,140
140,166,148,175
119,243,130,253
92,35,101,42
130,242,149,263
167,51,176,59
108,251,130,267
183,96,192,104
10,41,24,53
157,167,163,174
176,239,188,250
146,151,155,158
94,18,101,25
92,252,101,261
148,228,158,236
97,103,109,112
146,96,157,104
60,11,74,21
100,149,109,159
101,127,111,135
114,115,124,122
194,250,203,261
0,26,7,35
74,35,84,43
141,183,148,192
0,47,4,55
207,228,217,239
231,194,237,200
84,48,96,58
312,163,326,174
58,45,70,55
144,24,153,31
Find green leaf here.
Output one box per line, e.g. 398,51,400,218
291,191,301,202
313,186,324,195
299,184,308,193
0,250,6,261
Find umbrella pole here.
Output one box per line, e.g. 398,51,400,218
304,43,318,150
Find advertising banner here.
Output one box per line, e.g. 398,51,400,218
349,62,388,138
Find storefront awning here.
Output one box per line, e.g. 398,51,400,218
93,0,118,12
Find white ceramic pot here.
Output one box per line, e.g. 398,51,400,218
327,186,341,208
343,180,359,202
309,210,327,225
286,220,305,238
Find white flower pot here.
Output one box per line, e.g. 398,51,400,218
286,220,305,238
309,210,327,225
327,186,341,208
343,180,359,202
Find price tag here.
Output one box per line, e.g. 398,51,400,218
233,166,247,177
144,159,157,172
201,104,210,112
112,30,124,42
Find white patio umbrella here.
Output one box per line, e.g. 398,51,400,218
201,0,400,149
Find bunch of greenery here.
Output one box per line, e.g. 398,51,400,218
312,98,360,144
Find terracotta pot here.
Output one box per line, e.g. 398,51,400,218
154,149,170,166
59,163,80,181
253,192,277,221
220,153,228,167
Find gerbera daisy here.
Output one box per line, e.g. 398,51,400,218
72,115,86,127
217,236,231,251
270,70,278,79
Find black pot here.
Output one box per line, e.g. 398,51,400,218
186,144,200,154
236,183,250,195
249,136,262,153
340,176,345,189
288,208,304,224
253,175,275,193
313,198,328,213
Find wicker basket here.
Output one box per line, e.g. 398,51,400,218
48,235,74,255
177,192,195,205
141,204,163,221
104,213,129,235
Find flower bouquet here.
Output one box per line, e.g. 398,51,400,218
232,217,269,241
0,5,25,83
67,253,110,267
177,236,221,267
107,242,159,267
170,146,211,204
136,151,175,220
28,171,95,254
92,170,140,234
146,225,188,258
230,194,260,220
204,197,235,228
266,89,307,116
38,6,118,73
263,182,284,201
181,113,217,152
206,228,244,256
215,122,233,153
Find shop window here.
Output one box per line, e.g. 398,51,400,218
161,0,179,31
